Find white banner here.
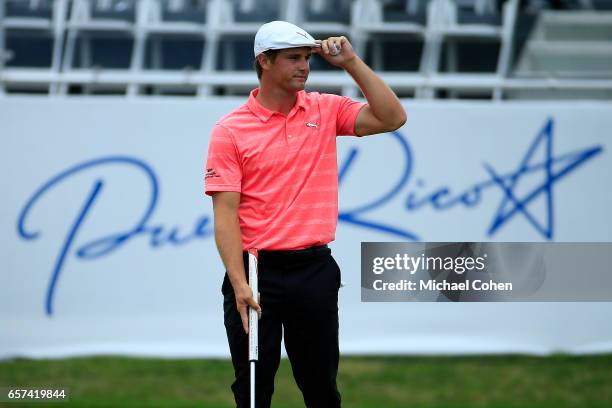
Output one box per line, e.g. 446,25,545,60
2,98,611,359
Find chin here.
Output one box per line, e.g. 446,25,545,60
294,80,307,90
285,82,306,92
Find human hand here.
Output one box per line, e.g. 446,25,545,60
313,36,357,68
235,283,261,334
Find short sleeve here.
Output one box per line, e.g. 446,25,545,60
335,95,367,137
204,124,242,196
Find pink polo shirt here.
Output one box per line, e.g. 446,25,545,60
205,88,366,250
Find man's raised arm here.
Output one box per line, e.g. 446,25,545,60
314,36,407,136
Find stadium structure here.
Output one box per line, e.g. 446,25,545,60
1,0,611,99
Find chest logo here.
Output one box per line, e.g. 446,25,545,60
306,122,318,128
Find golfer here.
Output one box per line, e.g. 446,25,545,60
205,20,406,407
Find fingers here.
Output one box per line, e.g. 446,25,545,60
315,36,347,56
329,37,342,55
239,305,249,334
237,292,262,334
321,39,330,55
246,295,261,314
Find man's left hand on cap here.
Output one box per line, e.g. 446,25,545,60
313,36,356,68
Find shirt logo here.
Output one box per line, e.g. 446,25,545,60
205,168,220,178
306,122,318,128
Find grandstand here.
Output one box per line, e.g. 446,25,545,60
0,0,611,98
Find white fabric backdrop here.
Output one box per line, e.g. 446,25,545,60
1,97,611,359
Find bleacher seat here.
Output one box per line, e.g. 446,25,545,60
418,0,518,98
59,0,138,94
0,0,67,94
510,8,612,99
135,0,208,95
348,0,427,96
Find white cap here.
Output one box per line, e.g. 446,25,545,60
254,21,317,57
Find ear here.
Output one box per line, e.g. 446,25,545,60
257,53,273,72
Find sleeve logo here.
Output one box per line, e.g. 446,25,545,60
205,168,220,178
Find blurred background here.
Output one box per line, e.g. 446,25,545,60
1,0,612,407
1,0,612,98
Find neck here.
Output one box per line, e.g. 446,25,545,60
256,81,298,116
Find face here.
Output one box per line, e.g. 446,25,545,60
261,47,312,91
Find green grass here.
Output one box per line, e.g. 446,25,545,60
1,354,611,407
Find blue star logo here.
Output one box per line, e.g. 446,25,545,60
484,118,603,239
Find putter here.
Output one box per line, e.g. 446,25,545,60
248,249,259,408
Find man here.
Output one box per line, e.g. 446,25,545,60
205,20,406,407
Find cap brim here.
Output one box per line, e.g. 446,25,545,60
275,43,318,50
255,43,319,57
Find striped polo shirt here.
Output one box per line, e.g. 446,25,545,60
205,88,365,250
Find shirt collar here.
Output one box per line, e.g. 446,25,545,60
247,88,307,122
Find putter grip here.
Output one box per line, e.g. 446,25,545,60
248,249,259,362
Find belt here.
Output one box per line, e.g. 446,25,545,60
244,244,329,261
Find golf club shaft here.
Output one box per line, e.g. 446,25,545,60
247,249,259,408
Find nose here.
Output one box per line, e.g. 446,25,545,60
298,57,309,72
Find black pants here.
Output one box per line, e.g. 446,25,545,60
221,245,342,408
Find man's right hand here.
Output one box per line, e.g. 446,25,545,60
235,283,262,334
